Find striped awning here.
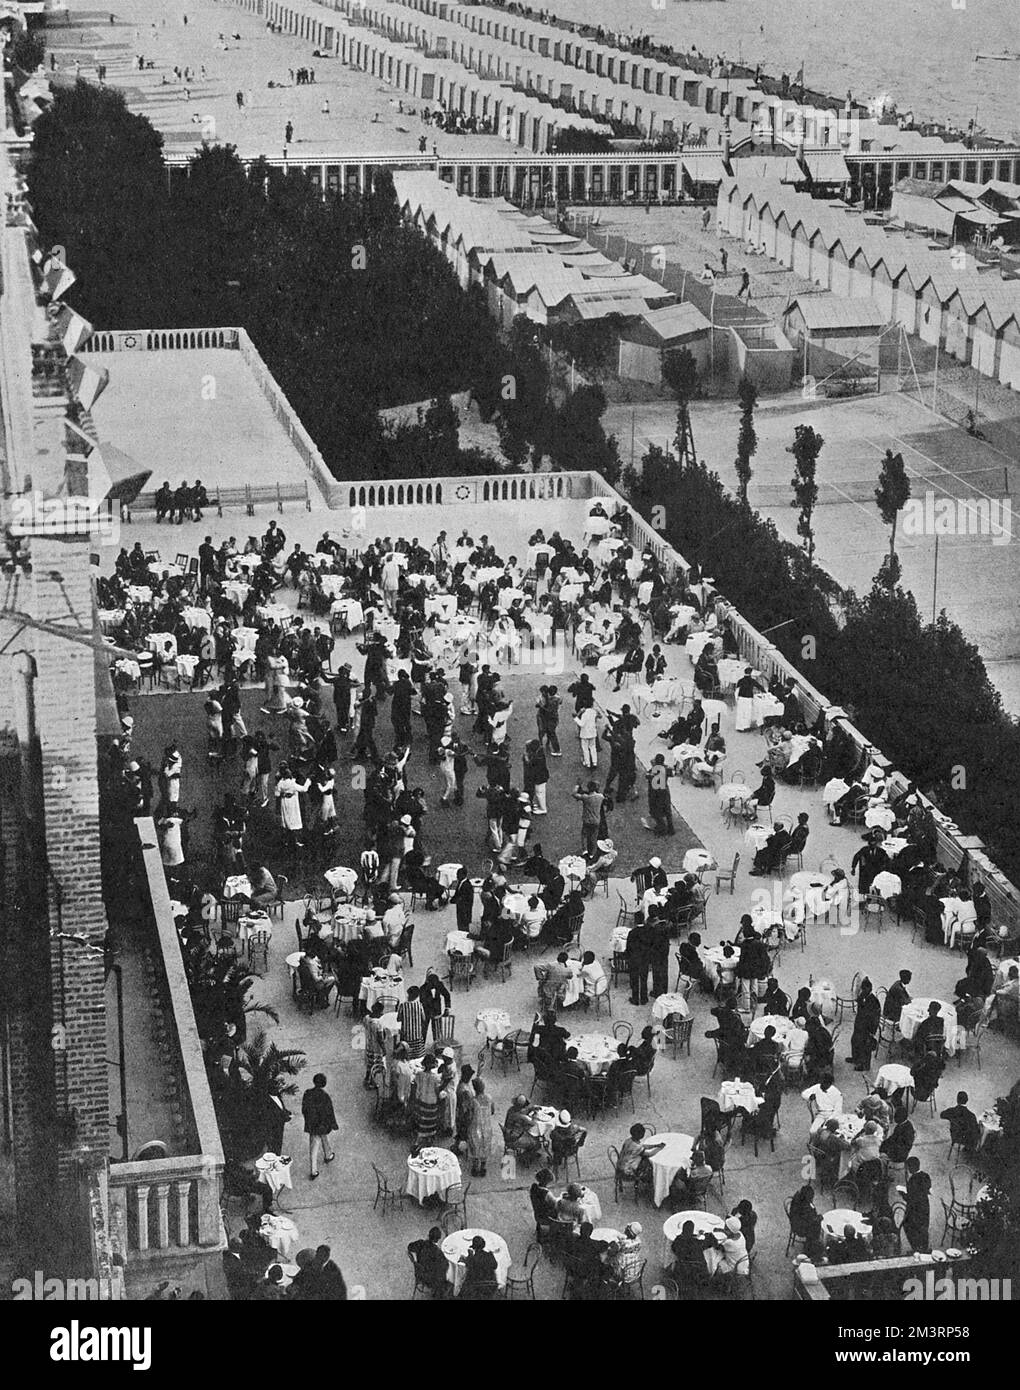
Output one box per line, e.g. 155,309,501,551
65,356,110,412
805,152,851,183
56,306,94,357
683,156,728,184
41,256,76,302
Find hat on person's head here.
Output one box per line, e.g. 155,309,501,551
556,1110,571,1127
724,1216,742,1235
440,737,452,748
625,1222,642,1237
597,838,614,853
399,815,413,827
441,1048,455,1060
649,856,662,868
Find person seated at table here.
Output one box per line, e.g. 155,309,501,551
550,1110,586,1169
910,1047,945,1105
503,1096,543,1160
761,977,790,1017
604,1223,644,1290
789,986,813,1027
515,895,547,945
669,1147,714,1208
750,1024,782,1079
671,1220,711,1298
788,1184,826,1261
705,998,748,1074
964,944,995,999
477,910,515,965
803,1072,843,1120
297,952,336,1010
883,969,912,1023
912,1001,946,1057
829,1224,872,1265
881,1105,915,1169
940,1091,981,1157
529,1168,559,1241
665,873,698,917
407,1227,449,1299
629,1025,658,1075
457,1235,499,1301
544,889,584,949
746,764,776,819
749,821,794,876
583,839,618,894
677,933,714,994
713,945,740,999
381,893,406,945
708,1215,750,1287
987,965,1020,1029
857,1088,893,1131
248,864,277,910
555,1183,588,1228
566,1223,609,1297
803,1014,836,1083
530,1012,569,1066
809,1118,849,1189
576,952,608,1010
403,848,445,910
616,1123,664,1188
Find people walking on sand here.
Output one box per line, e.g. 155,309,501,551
285,120,294,144
738,269,751,303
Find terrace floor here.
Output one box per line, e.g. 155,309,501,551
113,497,1019,1300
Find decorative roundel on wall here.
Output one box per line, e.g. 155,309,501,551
123,334,138,349
455,484,471,501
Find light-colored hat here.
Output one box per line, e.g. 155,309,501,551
724,1216,742,1235
399,815,413,827
556,1110,571,1127
625,1222,642,1237
649,857,662,868
597,839,614,853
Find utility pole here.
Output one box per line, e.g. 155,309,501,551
932,530,939,625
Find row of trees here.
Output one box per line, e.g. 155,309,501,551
27,83,621,483
624,365,1019,885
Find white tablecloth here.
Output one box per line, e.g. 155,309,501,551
330,597,364,626
175,654,199,680
359,972,407,1009
446,931,475,957
405,1148,462,1205
333,906,372,943
127,585,152,603
865,805,896,831
442,1229,511,1291
528,1106,560,1140
475,1008,512,1041
259,1215,300,1260
649,1133,695,1208
236,911,272,944
882,837,909,857
222,875,253,900
718,1080,760,1114
254,1153,293,1196
749,1015,808,1056
822,1208,871,1241
556,1186,602,1226
718,783,752,805
223,581,251,607
752,692,784,724
685,632,715,661
875,1063,914,1094
559,855,587,883
182,606,211,631
898,999,959,1054
436,862,464,890
662,1210,725,1272
652,993,691,1023
324,866,358,897
233,625,258,661
682,848,716,876
745,824,771,852
572,1034,618,1075
146,632,177,659
502,892,529,922
788,871,829,917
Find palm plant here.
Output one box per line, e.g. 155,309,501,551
237,1028,307,1105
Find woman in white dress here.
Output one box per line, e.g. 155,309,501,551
274,762,310,851
263,651,292,714
161,744,183,809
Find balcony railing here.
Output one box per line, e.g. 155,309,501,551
106,823,225,1271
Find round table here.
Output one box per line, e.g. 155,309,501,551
437,862,464,890
651,992,691,1023
875,1063,914,1095
285,952,304,990
324,866,358,897
222,875,253,900
662,1210,725,1271
254,1153,293,1198
475,1008,512,1041
749,1015,808,1056
259,1214,300,1260
898,998,959,1054
237,911,272,944
682,848,716,876
555,1186,602,1226
405,1148,462,1205
718,1080,760,1114
333,906,372,943
502,891,529,922
822,1208,871,1241
882,837,909,857
528,1106,560,1140
441,1229,511,1292
572,1034,619,1075
359,972,407,1009
718,783,752,805
811,1113,865,1146
810,981,837,1022
745,824,771,852
446,931,475,957
788,872,829,917
650,1133,696,1208
559,855,587,884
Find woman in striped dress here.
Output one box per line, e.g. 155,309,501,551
411,1054,443,1149
397,988,427,1061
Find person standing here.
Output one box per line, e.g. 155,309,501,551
452,867,474,934
466,1077,495,1177
627,914,656,1006
573,782,604,857
574,704,599,768
301,1074,338,1180
537,684,562,755
522,739,549,816
645,754,675,836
